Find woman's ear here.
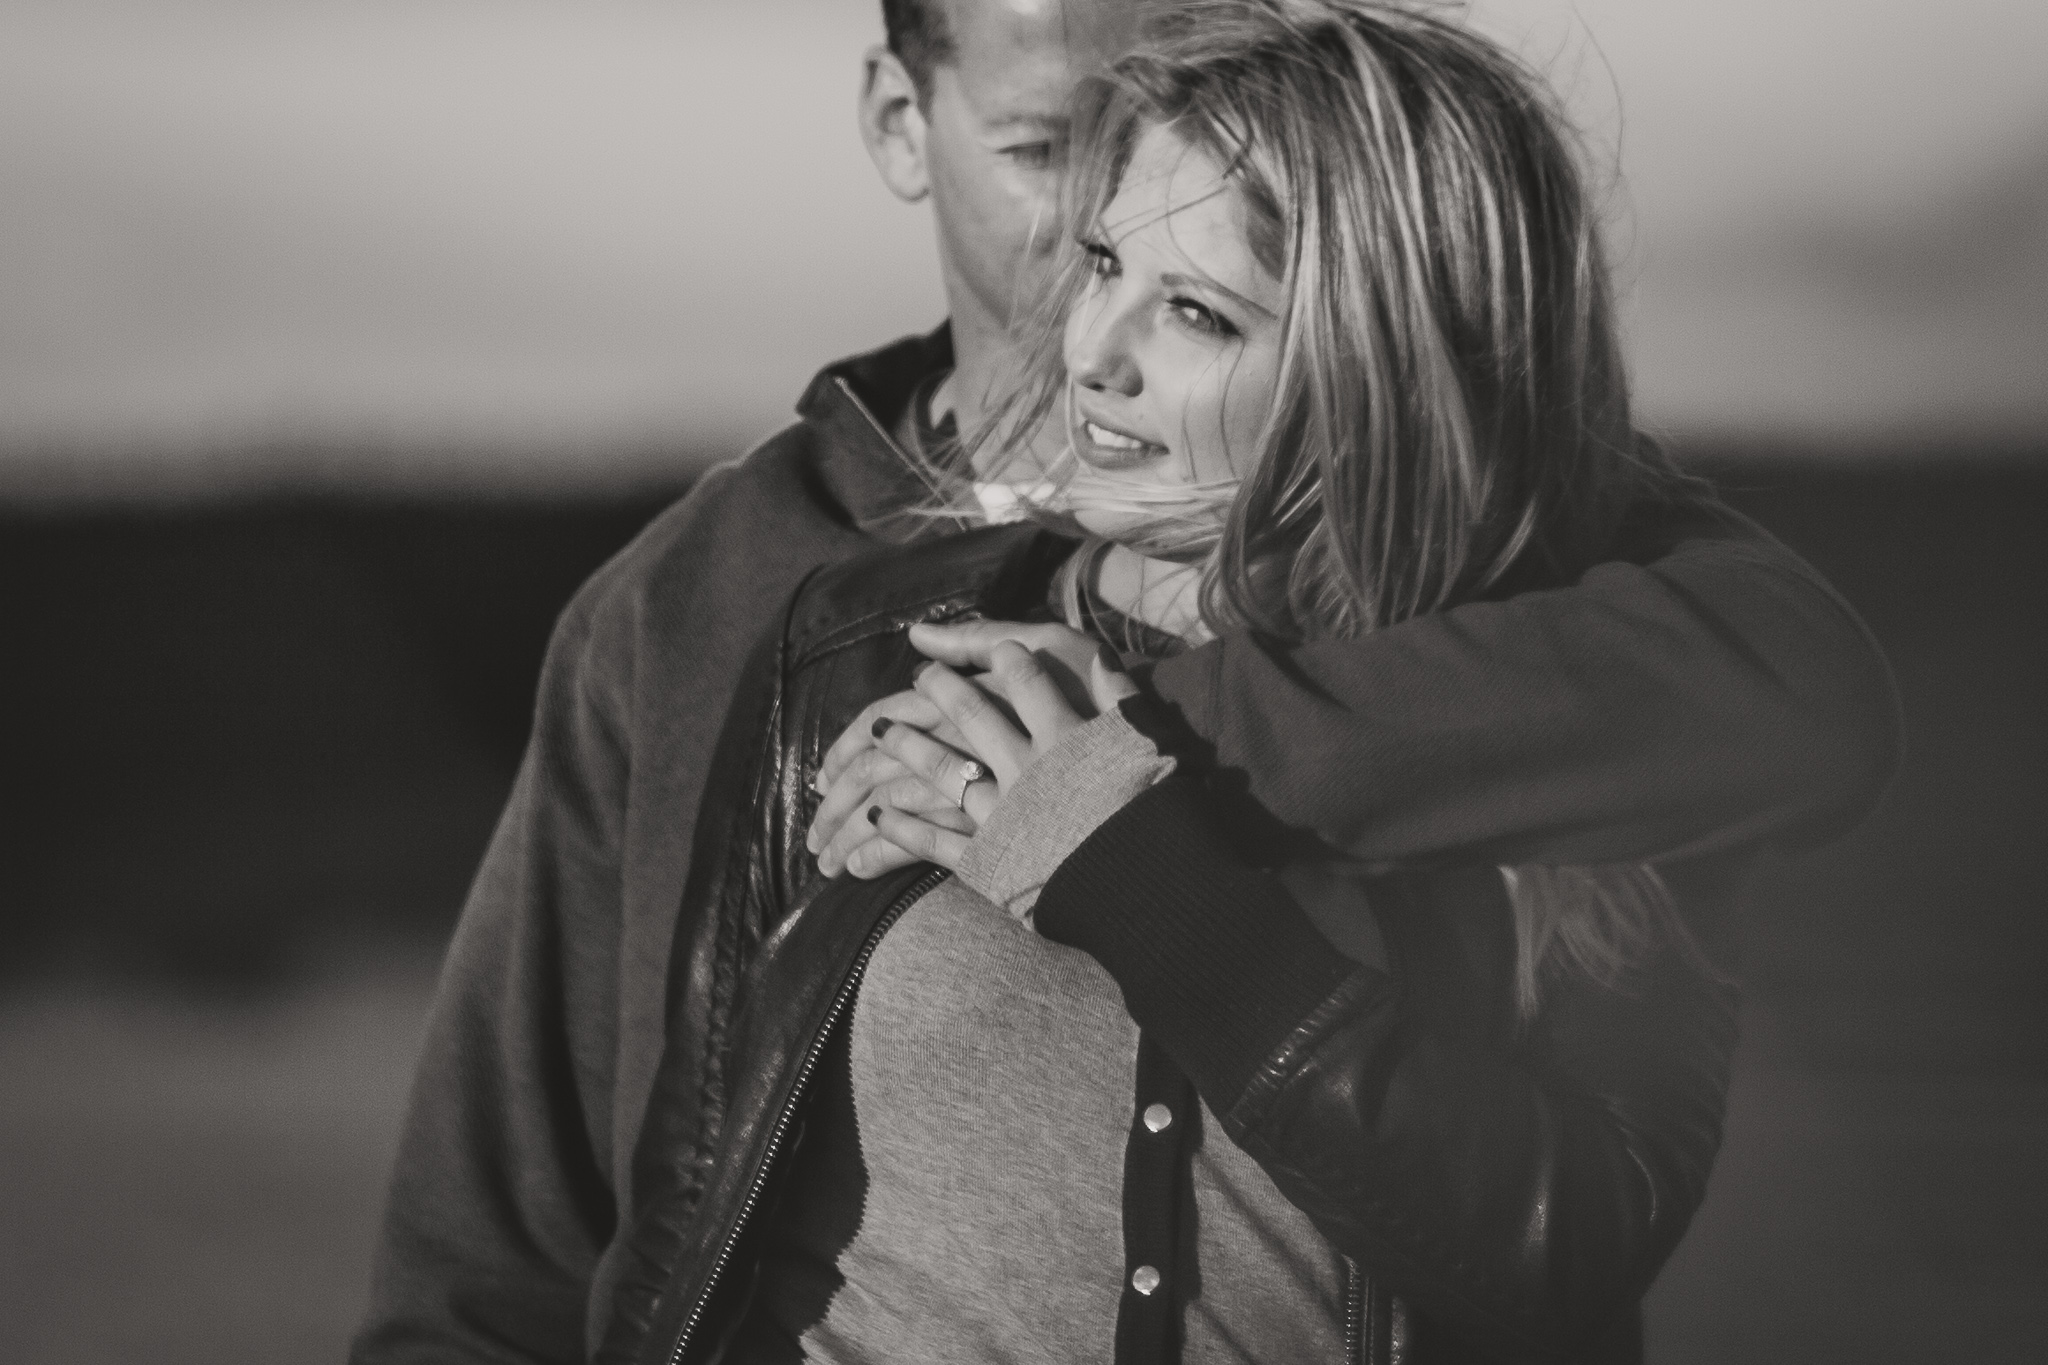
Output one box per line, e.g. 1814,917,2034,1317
858,47,931,204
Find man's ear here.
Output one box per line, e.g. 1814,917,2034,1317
859,46,931,204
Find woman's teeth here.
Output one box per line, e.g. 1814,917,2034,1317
1085,420,1151,451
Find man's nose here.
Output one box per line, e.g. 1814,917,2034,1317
1066,299,1142,397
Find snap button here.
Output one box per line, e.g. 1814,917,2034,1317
1142,1103,1173,1133
1131,1265,1162,1296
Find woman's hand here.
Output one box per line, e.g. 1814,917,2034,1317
812,620,1111,793
807,619,1109,877
807,636,1137,879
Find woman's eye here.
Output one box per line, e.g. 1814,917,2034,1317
1082,242,1120,279
1002,142,1054,171
1169,298,1238,338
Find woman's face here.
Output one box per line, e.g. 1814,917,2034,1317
1061,121,1286,538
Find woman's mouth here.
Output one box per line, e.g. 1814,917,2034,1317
1074,414,1167,470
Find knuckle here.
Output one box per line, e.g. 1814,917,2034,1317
852,838,892,874
900,732,939,773
883,776,931,809
997,644,1043,679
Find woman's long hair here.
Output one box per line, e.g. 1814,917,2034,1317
965,0,1716,1015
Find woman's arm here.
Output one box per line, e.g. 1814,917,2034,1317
838,653,1739,1360
1034,765,1737,1362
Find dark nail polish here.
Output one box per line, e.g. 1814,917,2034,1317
871,716,893,740
866,805,882,825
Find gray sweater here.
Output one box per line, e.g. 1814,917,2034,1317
797,713,1344,1364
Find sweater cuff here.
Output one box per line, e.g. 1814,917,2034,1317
955,708,1177,924
1034,774,1365,1105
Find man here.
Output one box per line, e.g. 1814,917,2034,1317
351,1,1899,1360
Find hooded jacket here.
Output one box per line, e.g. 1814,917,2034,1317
352,327,1898,1364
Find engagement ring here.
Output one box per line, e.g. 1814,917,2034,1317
952,759,990,808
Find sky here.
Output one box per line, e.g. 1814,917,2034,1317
0,0,2043,495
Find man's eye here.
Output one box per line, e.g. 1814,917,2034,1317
1002,142,1055,171
1169,298,1238,338
1082,242,1120,279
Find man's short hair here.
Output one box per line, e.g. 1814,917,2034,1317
883,0,955,106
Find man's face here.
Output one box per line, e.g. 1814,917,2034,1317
921,0,1138,335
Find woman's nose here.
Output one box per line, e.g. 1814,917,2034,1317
1065,296,1143,398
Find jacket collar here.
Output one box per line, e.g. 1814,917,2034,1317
795,324,958,539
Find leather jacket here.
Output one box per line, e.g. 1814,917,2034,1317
593,525,1741,1365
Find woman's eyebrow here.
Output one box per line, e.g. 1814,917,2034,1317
1159,271,1277,320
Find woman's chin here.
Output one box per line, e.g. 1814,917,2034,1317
1070,508,1155,542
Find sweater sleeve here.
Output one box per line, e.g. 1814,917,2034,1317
1035,776,1739,1360
953,708,1177,924
351,582,630,1365
1142,499,1902,866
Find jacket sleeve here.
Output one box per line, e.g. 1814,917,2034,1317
1034,772,1739,1362
351,587,631,1364
1143,498,1902,866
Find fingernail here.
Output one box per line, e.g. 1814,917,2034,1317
871,716,893,740
810,773,827,795
866,805,881,825
913,660,936,680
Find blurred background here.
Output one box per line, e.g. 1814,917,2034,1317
0,0,2041,1361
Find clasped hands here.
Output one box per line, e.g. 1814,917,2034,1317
805,619,1138,880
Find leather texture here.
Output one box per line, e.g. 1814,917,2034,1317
1212,871,1736,1362
596,525,1070,1365
596,523,1738,1365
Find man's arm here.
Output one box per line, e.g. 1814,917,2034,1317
352,589,630,1365
1145,499,1902,865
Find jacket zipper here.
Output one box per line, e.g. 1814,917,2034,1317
1344,1257,1364,1365
666,867,948,1365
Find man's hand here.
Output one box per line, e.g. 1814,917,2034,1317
905,618,1108,713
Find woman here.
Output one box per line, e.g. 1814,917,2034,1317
600,5,1737,1363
